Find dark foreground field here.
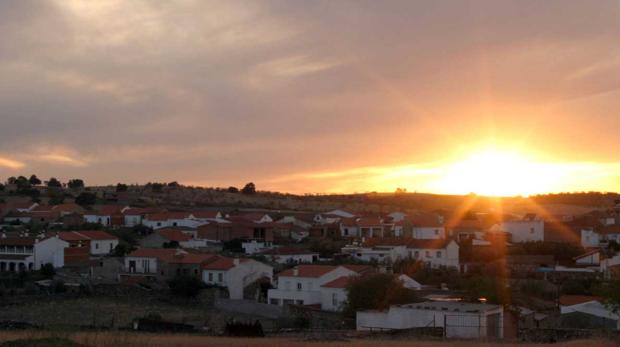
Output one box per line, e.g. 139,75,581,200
0,332,618,347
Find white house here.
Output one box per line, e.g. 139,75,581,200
341,244,409,263
407,239,460,268
581,228,601,248
139,228,205,249
357,301,504,339
241,240,274,254
410,213,445,239
500,215,544,243
84,205,128,226
142,212,201,229
600,252,620,278
258,247,319,264
76,231,119,255
0,234,68,271
202,256,273,300
388,212,407,222
267,264,371,311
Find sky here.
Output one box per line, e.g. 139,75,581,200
1,0,620,196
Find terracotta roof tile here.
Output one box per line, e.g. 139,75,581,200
278,265,337,278
559,295,600,306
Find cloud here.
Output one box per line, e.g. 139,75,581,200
0,156,25,170
0,1,619,192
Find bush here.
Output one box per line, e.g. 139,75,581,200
343,273,418,318
168,275,203,297
0,337,86,347
40,263,55,278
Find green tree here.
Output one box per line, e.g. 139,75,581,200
241,182,256,195
67,179,85,189
75,192,97,206
343,273,418,318
47,177,62,188
29,174,42,185
227,186,239,193
168,181,180,188
0,183,4,192
168,275,203,297
40,263,56,278
595,279,620,314
116,183,128,192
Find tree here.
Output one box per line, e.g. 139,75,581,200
113,243,131,257
343,273,418,318
40,263,56,278
47,177,62,188
150,182,165,193
227,186,239,193
67,179,85,189
116,183,128,192
15,176,30,189
0,183,4,192
241,182,256,195
168,181,180,188
595,279,620,314
7,176,17,185
75,192,97,206
29,174,42,185
168,275,203,297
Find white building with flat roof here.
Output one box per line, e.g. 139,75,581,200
357,301,504,339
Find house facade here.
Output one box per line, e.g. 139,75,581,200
202,256,273,300
0,235,68,271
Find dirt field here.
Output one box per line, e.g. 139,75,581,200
0,331,618,347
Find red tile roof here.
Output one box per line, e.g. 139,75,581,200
192,211,221,219
146,212,191,221
357,217,383,227
341,264,374,274
57,231,90,241
52,203,85,213
363,237,453,249
258,247,317,255
86,205,124,216
599,225,620,235
321,276,353,289
0,237,37,246
157,228,193,242
559,295,600,306
278,265,337,278
77,230,118,241
201,256,248,270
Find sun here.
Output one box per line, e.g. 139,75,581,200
434,148,555,197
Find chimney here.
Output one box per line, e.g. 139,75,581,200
293,267,299,276
233,258,240,266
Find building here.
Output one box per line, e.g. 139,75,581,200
357,301,504,339
0,234,68,271
78,230,119,255
267,264,371,311
257,247,319,264
559,295,619,330
139,228,205,249
142,212,203,230
121,248,217,283
500,214,544,243
202,256,273,299
573,249,602,267
83,205,127,226
341,244,409,263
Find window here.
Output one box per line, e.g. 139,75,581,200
436,251,442,258
332,293,338,306
425,251,431,258
414,251,419,258
530,228,535,234
95,243,99,249
217,273,223,282
434,229,439,235
208,273,213,281
270,299,280,305
157,222,161,227
296,300,304,305
297,282,302,291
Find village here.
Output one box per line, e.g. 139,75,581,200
0,176,619,342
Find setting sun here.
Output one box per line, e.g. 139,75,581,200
434,149,556,197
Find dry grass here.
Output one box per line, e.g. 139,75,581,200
0,331,617,347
